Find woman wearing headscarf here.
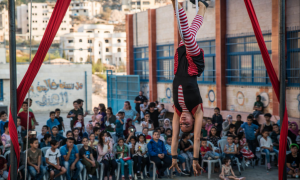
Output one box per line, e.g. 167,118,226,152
163,118,172,130
221,115,232,137
288,122,298,143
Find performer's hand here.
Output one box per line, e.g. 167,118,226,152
193,160,204,176
169,159,181,173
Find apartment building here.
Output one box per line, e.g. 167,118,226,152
0,7,8,40
60,24,126,65
16,2,71,41
70,0,102,19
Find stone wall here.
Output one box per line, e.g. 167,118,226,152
0,64,92,113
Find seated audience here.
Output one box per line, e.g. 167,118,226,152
0,111,8,135
141,112,154,131
125,127,136,144
124,119,136,138
74,114,85,136
179,133,193,172
205,118,213,137
37,125,49,142
222,115,232,137
207,127,221,149
142,127,152,143
27,138,47,180
239,132,254,166
223,135,237,160
51,126,65,143
104,107,116,133
80,137,99,178
163,118,172,131
219,158,245,180
73,128,82,145
260,113,273,133
270,124,280,150
39,134,51,149
226,124,237,136
260,130,279,170
45,140,67,180
147,130,171,178
91,107,101,127
46,111,60,134
61,131,74,146
116,138,133,180
158,104,167,119
286,144,300,178
60,138,83,180
133,134,150,178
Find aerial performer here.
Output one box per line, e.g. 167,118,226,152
169,0,208,176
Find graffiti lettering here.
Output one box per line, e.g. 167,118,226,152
36,79,83,93
36,92,69,107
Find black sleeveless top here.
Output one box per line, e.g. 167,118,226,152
173,45,205,115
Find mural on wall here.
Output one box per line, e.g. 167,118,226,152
28,79,83,107
208,90,215,103
159,87,173,104
204,85,216,107
236,91,245,106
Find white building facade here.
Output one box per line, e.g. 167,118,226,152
0,7,8,41
16,3,71,41
70,0,102,19
60,24,126,66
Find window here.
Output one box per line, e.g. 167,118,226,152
287,30,300,86
226,34,272,85
137,1,141,5
105,39,109,43
134,47,149,81
68,40,73,43
197,40,216,83
156,45,174,81
69,50,73,52
117,39,121,43
131,2,135,5
88,40,92,43
88,48,92,52
117,48,121,52
143,1,150,5
79,39,82,42
106,48,109,52
0,79,3,101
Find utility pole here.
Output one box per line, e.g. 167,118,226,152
279,0,286,179
8,0,18,179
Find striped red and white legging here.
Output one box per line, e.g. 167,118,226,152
176,8,204,57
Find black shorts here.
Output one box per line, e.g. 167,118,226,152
47,165,62,174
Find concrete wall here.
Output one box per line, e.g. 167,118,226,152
0,64,92,113
286,0,300,28
226,0,272,35
156,5,174,45
286,88,300,118
133,11,149,47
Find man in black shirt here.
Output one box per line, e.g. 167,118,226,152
55,108,65,136
66,101,83,128
286,144,300,177
134,91,148,114
146,102,159,128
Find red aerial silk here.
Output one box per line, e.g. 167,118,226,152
243,1,288,180
8,0,71,179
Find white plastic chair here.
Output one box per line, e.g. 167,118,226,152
114,143,134,180
257,136,277,170
217,139,241,175
3,150,10,159
150,160,170,180
201,141,222,179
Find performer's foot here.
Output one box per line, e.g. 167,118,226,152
190,0,209,8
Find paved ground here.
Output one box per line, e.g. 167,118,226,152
33,113,282,180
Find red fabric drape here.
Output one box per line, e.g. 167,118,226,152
8,0,71,179
243,1,288,180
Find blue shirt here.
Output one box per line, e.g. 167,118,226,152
115,119,124,135
47,118,60,131
147,139,167,157
60,145,78,163
52,134,65,142
0,121,8,135
241,122,259,140
165,144,171,154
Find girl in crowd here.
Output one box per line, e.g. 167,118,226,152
141,112,154,131
97,131,118,180
91,107,101,127
116,138,133,180
104,107,116,132
219,158,245,180
163,118,172,130
99,103,107,130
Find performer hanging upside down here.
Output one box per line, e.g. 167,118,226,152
169,0,208,176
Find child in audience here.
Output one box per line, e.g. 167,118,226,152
239,132,254,166
226,124,236,136
235,114,243,134
141,113,154,131
212,107,223,137
134,134,150,179
116,111,125,138
93,127,101,140
27,138,47,180
125,127,136,144
260,113,273,133
61,131,73,146
163,118,172,130
116,138,133,180
0,151,8,179
0,111,8,135
51,126,65,143
80,137,99,178
147,130,171,178
238,115,259,159
286,144,300,178
155,127,165,142
88,133,98,158
142,127,152,143
207,127,221,150
37,125,49,142
205,118,214,137
60,138,83,180
260,129,279,169
124,119,136,137
95,123,101,128
1,122,10,153
219,158,245,180
223,135,237,160
17,117,23,147
270,124,280,150
201,119,208,139
179,133,193,172
39,134,52,149
85,124,94,137
55,108,65,136
234,136,243,160
200,139,219,160
73,128,82,145
74,114,84,136
23,131,37,151
160,126,165,137
47,111,60,134
91,107,101,127
45,140,66,180
165,136,188,176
